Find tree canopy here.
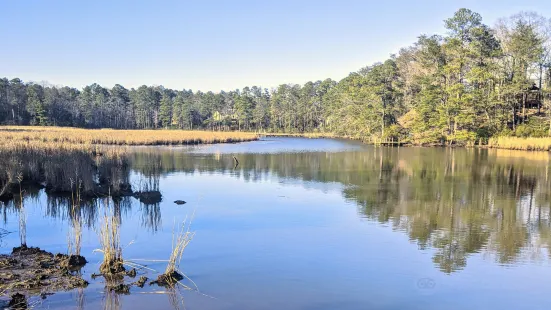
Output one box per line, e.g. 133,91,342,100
1,9,550,144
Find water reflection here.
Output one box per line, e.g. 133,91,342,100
128,145,551,273
1,141,551,278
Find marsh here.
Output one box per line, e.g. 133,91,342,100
1,137,551,309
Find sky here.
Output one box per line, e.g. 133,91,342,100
1,0,551,92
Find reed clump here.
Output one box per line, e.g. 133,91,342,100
0,141,131,200
264,132,341,139
98,207,125,275
0,126,258,146
488,136,551,151
66,182,87,268
166,218,195,275
152,218,195,286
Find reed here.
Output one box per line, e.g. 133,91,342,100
166,218,195,275
68,180,83,257
264,132,341,139
488,136,551,151
98,200,125,274
0,142,130,199
16,174,26,247
0,126,258,146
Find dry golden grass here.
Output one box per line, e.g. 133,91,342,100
0,139,128,198
487,148,551,162
488,137,551,151
0,126,258,146
98,205,124,274
264,132,341,139
263,132,348,140
166,218,195,275
68,182,83,257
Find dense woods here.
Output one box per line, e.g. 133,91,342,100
1,9,551,145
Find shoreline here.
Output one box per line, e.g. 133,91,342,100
262,133,551,152
1,126,550,152
0,126,258,146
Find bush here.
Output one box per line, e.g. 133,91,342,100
513,117,548,138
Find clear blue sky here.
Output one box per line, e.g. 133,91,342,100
1,0,550,91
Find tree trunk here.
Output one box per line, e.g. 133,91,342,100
522,92,526,123
512,105,516,131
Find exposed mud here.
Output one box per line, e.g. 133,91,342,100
108,283,131,295
0,181,162,207
0,245,88,299
126,268,137,278
150,271,184,287
8,293,27,309
134,191,162,204
134,276,148,288
99,259,126,275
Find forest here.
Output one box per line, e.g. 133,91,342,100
1,9,551,145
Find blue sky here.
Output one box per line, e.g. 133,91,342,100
1,0,550,91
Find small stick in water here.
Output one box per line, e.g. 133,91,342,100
233,156,239,169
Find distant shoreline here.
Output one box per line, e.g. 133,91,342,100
1,126,550,152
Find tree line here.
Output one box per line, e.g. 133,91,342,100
1,9,551,144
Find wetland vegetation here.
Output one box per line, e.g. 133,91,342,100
0,137,550,308
2,9,551,150
1,5,551,310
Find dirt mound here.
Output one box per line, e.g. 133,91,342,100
99,259,126,275
134,276,148,288
150,271,184,287
12,245,49,256
8,293,27,309
134,191,162,204
0,245,88,298
108,283,131,295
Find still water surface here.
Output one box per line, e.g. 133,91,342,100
2,137,551,309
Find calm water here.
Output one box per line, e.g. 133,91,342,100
2,137,551,309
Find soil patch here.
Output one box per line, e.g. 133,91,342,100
134,191,162,204
0,245,88,298
150,271,184,287
8,293,27,309
134,276,148,288
99,259,126,275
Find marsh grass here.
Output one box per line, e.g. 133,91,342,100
138,216,197,288
68,180,83,258
265,132,340,139
0,126,258,146
166,217,195,275
0,142,131,200
488,137,551,151
16,175,26,247
97,200,124,275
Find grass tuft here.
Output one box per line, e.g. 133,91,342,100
488,137,551,151
97,199,125,275
0,126,258,146
166,217,195,275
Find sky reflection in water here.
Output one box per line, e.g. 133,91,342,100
1,137,551,310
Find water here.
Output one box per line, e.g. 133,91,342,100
2,137,551,309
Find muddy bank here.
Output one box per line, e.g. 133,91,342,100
0,180,162,207
150,271,184,287
0,245,88,298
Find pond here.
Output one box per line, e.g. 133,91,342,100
1,137,551,309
